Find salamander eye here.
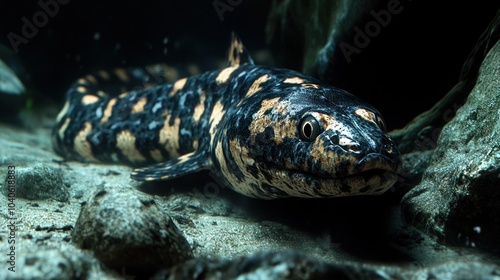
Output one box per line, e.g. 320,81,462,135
299,115,321,141
375,115,386,131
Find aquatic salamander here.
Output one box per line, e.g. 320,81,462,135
53,34,402,199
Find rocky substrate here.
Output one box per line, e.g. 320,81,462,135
1,113,499,279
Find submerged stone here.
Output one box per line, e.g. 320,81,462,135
401,41,500,254
71,187,193,272
0,57,26,117
152,251,500,280
1,164,69,202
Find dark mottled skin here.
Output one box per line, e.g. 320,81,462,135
53,35,401,199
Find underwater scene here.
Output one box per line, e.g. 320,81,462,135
0,0,499,279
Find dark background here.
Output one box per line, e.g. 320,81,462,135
0,0,497,129
0,0,270,101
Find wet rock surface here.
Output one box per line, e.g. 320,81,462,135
1,164,69,202
401,41,500,255
154,251,500,280
0,245,92,280
0,56,25,117
72,187,193,272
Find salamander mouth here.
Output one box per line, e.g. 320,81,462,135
257,158,401,197
281,165,399,182
260,157,400,180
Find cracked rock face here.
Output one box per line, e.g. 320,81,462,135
71,187,193,272
402,41,500,255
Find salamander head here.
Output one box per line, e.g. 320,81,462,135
215,72,402,199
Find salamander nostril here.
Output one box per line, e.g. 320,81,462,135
382,135,397,153
338,136,361,153
384,143,393,153
346,143,362,153
329,134,340,145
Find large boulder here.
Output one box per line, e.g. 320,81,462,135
401,41,500,254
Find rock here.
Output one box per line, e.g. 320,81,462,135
401,41,500,254
0,59,24,95
1,164,69,202
153,251,500,280
0,56,26,117
71,187,193,272
396,150,433,191
153,251,382,280
0,246,91,280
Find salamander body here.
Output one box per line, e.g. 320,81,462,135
53,34,401,199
